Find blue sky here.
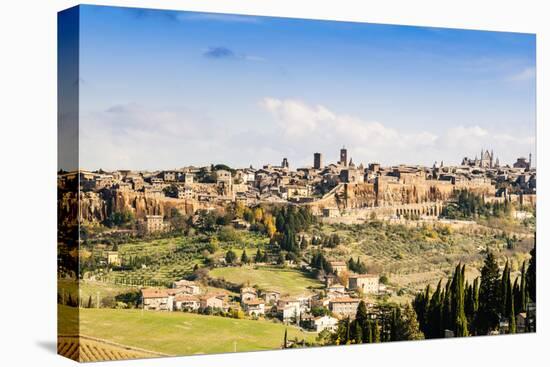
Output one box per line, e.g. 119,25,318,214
77,5,536,170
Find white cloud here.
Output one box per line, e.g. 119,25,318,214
80,99,535,170
260,97,534,167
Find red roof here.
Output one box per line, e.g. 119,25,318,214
141,288,170,299
330,297,360,304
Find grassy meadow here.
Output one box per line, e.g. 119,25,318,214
209,265,323,296
59,306,316,356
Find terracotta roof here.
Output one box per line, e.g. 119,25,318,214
141,288,170,299
175,295,199,302
240,287,257,294
330,297,361,304
243,299,265,306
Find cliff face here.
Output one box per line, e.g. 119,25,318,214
59,190,196,224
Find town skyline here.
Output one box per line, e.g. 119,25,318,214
79,146,535,172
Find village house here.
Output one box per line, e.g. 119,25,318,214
172,279,201,295
312,315,339,332
329,297,360,319
174,295,200,311
262,290,281,304
242,299,266,317
200,294,225,310
277,298,302,323
240,287,257,302
347,274,380,294
141,288,174,311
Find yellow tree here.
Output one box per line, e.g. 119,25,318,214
253,207,264,223
263,214,277,238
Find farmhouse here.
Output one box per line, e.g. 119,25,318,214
172,279,200,295
329,297,360,318
312,315,339,332
277,298,302,322
242,299,266,317
347,274,380,294
141,288,174,311
262,290,281,304
174,295,200,311
240,287,257,302
200,294,225,310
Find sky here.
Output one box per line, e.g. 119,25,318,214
75,5,536,171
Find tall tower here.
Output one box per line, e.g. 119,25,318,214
281,157,289,169
340,147,348,167
529,153,532,169
313,152,323,169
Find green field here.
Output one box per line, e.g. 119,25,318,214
58,279,138,305
209,266,323,296
59,306,316,356
93,232,269,287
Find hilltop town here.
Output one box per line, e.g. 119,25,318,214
58,147,536,233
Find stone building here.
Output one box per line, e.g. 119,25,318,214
142,289,174,311
348,274,379,294
242,299,265,316
144,215,166,233
329,297,360,318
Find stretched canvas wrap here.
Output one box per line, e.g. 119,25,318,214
58,4,537,362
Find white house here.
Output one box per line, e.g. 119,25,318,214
242,299,266,317
313,315,339,332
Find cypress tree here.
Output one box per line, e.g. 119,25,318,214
366,321,373,343
477,252,501,335
501,260,510,316
356,300,369,336
508,276,516,334
255,248,262,263
373,320,381,343
526,244,536,302
353,320,363,344
513,278,521,317
283,328,288,349
455,264,468,337
241,249,249,264
519,261,527,312
345,317,351,344
427,280,443,338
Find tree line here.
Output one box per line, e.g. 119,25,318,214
442,189,513,220
413,245,536,338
